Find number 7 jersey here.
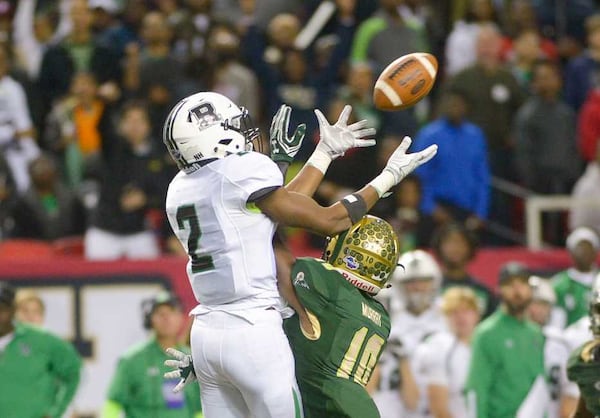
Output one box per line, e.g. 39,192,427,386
165,152,284,311
283,257,391,418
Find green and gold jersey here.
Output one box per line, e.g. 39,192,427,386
567,338,600,416
283,257,391,418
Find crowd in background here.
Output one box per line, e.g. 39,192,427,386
0,0,599,258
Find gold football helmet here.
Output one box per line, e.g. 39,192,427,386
323,215,400,295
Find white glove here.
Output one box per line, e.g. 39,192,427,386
164,347,197,393
314,105,376,159
369,136,438,197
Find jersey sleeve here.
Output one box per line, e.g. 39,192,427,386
227,152,283,200
291,258,334,314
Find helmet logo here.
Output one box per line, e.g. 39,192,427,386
189,102,221,130
343,255,360,270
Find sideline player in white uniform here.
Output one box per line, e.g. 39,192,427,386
372,250,447,418
527,276,579,418
418,287,481,418
160,92,438,418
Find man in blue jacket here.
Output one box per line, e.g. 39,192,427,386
412,88,491,233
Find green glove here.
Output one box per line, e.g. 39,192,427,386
270,104,306,164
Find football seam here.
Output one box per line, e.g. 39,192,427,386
416,54,436,78
375,80,403,107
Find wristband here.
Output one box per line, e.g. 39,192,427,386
340,193,367,224
306,148,332,174
368,170,397,198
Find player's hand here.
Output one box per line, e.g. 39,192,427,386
164,347,197,393
383,136,437,184
314,105,376,159
270,104,306,164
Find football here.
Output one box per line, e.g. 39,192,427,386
373,52,438,111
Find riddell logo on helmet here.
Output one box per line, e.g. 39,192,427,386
339,270,377,293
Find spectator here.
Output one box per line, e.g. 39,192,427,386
37,0,121,119
11,154,86,241
351,0,428,72
418,287,481,418
506,29,545,91
122,10,196,140
84,101,171,260
102,291,202,418
413,89,491,233
527,275,579,418
206,21,260,119
12,1,66,79
514,60,581,195
569,142,600,234
171,0,216,80
89,0,137,59
350,0,424,136
44,71,112,188
577,84,600,163
444,0,498,77
0,43,40,194
550,227,599,329
14,288,45,327
372,250,446,418
386,174,434,252
432,222,498,318
564,14,600,112
0,153,16,240
465,262,546,418
446,23,525,182
0,281,82,418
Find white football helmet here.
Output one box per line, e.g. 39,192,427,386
393,250,442,313
163,92,260,172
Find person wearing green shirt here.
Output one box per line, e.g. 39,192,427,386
102,291,202,418
0,281,82,418
551,227,599,329
567,274,600,418
465,262,546,418
280,215,400,418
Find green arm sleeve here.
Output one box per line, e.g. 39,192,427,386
101,400,124,418
350,18,386,62
47,337,82,418
464,331,494,418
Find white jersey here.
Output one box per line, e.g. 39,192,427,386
543,327,578,418
416,331,471,418
374,305,447,418
166,152,284,312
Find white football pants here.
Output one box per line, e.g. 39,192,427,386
190,308,303,418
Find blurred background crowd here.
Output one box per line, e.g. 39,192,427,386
0,0,599,259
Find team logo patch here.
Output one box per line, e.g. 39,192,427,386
504,339,514,349
293,272,309,289
189,102,221,130
343,255,360,270
147,366,160,376
18,342,31,356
